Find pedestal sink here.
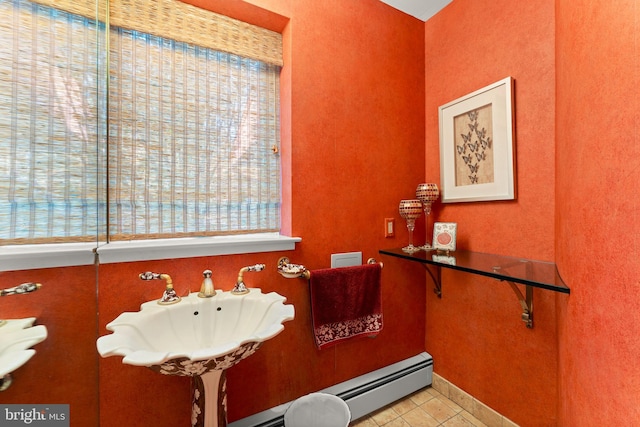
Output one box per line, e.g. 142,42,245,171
0,317,48,391
97,289,294,427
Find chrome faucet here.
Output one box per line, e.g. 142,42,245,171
139,272,181,305
198,269,216,298
232,264,265,295
0,282,41,297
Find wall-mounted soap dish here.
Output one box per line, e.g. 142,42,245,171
277,257,308,279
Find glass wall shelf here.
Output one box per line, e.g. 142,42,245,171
379,248,569,328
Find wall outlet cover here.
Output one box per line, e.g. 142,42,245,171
331,252,362,268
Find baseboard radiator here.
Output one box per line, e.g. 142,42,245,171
229,352,433,427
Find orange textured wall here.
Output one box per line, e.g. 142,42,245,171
16,1,633,426
100,0,425,426
97,1,427,425
0,267,99,426
424,1,558,425
556,0,640,424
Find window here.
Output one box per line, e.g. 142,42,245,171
109,27,281,240
0,0,102,244
0,0,282,246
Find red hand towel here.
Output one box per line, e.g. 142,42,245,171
309,263,383,349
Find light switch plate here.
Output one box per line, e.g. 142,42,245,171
331,251,362,268
385,218,395,237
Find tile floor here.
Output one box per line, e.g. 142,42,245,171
349,386,491,427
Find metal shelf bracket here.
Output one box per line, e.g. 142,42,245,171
505,280,533,328
423,264,442,298
494,261,534,328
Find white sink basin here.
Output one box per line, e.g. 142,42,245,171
97,288,294,427
0,318,48,379
97,289,294,371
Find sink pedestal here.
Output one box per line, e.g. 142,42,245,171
193,371,226,427
149,341,264,427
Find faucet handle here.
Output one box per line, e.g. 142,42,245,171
0,282,42,296
232,264,266,295
139,272,181,305
139,272,162,281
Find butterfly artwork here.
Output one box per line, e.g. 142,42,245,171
453,105,495,186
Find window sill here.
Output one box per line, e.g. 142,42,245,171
0,233,301,271
0,242,97,272
96,233,301,264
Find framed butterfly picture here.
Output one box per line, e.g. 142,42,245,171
438,77,516,203
433,222,457,252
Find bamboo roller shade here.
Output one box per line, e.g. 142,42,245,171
30,0,283,66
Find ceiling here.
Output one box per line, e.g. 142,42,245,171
379,0,452,21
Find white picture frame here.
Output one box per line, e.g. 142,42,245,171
433,222,457,252
439,77,516,203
